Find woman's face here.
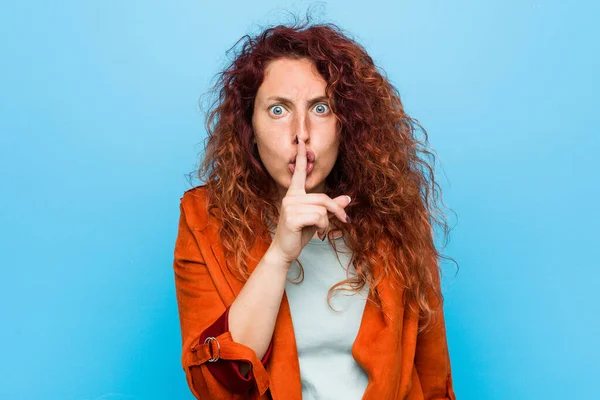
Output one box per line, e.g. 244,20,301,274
252,57,340,202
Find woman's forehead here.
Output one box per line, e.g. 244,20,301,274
257,58,326,101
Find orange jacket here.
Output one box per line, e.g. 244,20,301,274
173,186,456,399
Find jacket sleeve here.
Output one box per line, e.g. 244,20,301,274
200,306,273,392
414,264,456,400
173,201,273,399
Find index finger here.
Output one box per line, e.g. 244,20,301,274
287,135,307,195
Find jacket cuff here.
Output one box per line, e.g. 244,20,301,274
193,307,273,394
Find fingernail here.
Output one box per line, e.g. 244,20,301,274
345,195,352,204
346,214,351,224
295,135,299,144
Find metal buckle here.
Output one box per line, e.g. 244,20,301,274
204,336,220,362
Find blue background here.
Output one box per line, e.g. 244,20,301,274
1,1,598,399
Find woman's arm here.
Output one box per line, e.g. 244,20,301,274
228,243,291,373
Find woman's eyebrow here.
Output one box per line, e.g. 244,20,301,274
266,95,328,107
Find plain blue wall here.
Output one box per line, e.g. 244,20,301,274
1,1,598,399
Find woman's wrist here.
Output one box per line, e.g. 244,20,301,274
264,244,294,270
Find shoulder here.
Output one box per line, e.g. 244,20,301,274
181,184,208,204
179,184,210,231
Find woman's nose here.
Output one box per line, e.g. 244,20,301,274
293,113,310,143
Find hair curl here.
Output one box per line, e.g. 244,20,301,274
192,16,457,333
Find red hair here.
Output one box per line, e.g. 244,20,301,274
193,18,456,332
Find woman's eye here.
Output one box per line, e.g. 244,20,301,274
269,103,329,116
314,103,329,114
269,105,286,116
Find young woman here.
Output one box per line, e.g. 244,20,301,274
173,20,456,400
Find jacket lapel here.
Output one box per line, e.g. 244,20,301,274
351,242,403,398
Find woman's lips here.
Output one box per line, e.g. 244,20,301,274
289,162,314,174
289,150,315,164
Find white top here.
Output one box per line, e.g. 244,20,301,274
270,231,369,400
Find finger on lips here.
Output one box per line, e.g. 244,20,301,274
288,136,349,239
289,135,307,195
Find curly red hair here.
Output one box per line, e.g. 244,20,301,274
192,18,456,332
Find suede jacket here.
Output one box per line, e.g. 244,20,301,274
173,185,456,399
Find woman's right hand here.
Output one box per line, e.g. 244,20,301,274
269,136,352,265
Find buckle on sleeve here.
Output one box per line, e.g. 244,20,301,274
203,336,220,362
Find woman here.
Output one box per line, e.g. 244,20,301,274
173,19,456,400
